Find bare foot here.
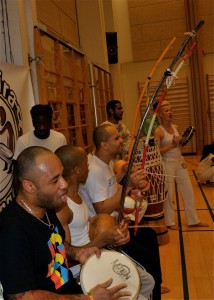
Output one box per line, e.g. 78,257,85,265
167,225,180,230
189,222,209,227
161,286,171,294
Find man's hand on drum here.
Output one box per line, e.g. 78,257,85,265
90,278,132,300
129,169,150,191
76,247,101,265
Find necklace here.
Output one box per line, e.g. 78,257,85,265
17,195,54,230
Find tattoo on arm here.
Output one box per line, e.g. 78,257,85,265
64,241,80,262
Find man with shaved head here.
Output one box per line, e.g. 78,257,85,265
55,144,155,300
0,146,131,300
79,124,165,299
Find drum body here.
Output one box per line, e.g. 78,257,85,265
80,250,141,300
89,214,116,241
131,137,170,245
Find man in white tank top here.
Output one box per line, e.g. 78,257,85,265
55,145,155,300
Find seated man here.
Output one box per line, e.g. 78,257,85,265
55,145,155,300
197,142,214,186
79,124,165,300
0,146,131,300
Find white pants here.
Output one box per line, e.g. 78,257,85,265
121,250,154,300
197,154,214,183
136,265,154,300
163,157,200,226
0,282,3,300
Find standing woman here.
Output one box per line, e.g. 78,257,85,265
154,101,207,229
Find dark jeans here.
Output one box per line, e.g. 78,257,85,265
121,227,162,300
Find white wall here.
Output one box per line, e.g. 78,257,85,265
76,0,109,70
0,0,23,65
103,0,133,126
121,59,170,130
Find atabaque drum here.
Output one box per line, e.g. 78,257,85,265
130,137,170,245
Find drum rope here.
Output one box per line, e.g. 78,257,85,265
119,20,205,225
143,170,197,180
134,71,195,234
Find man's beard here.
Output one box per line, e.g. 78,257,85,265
36,189,58,210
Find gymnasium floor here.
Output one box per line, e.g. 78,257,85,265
159,155,213,300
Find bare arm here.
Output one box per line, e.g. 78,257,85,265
6,290,86,299
87,219,130,249
57,204,129,249
56,203,73,244
93,169,148,215
93,184,124,214
77,227,130,249
114,159,128,183
6,278,131,299
64,241,102,265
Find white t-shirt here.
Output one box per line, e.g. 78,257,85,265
13,129,67,158
79,154,118,217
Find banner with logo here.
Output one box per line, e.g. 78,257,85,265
0,62,35,211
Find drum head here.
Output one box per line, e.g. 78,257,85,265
80,250,140,299
179,126,195,146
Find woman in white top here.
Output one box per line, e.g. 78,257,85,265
154,101,207,229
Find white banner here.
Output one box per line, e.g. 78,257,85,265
0,62,35,211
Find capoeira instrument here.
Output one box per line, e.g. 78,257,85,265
129,36,177,156
118,20,205,230
179,126,195,146
132,41,198,240
126,37,177,237
129,137,169,245
80,250,141,300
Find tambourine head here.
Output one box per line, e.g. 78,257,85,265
179,126,195,146
80,250,141,300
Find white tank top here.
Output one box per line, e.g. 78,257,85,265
159,125,181,160
67,196,90,247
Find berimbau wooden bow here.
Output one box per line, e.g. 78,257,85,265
118,20,205,225
132,41,198,235
128,36,177,158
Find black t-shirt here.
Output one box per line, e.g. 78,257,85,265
0,201,82,295
200,142,214,161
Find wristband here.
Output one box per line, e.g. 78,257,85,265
85,292,94,300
